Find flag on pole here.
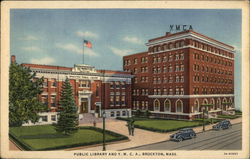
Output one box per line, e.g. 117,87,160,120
83,40,92,48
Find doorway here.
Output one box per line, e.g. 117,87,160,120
80,98,88,113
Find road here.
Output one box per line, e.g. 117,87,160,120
124,123,242,150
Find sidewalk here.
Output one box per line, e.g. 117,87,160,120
76,117,242,151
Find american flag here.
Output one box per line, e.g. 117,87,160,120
83,40,92,48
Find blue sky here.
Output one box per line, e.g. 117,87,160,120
10,9,242,109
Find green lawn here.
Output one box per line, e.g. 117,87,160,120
10,125,127,150
218,114,240,119
134,119,203,132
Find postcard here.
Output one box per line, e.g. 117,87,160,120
1,1,249,159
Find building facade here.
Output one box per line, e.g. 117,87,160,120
12,56,133,125
123,30,235,120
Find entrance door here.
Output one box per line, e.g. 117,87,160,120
80,98,88,113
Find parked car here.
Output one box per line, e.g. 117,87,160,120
212,120,232,130
170,128,196,142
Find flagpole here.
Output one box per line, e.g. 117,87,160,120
82,39,84,64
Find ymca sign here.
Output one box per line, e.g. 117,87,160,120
169,25,193,32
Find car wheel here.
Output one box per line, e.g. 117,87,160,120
190,133,196,138
177,136,183,142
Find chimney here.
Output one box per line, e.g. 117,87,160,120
11,55,16,63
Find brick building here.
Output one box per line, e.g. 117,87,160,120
123,30,235,120
12,56,133,124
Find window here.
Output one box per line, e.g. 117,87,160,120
154,89,157,95
154,99,160,111
43,79,48,87
180,88,184,95
121,96,125,105
115,96,120,105
164,100,171,112
180,41,185,47
180,64,184,71
51,115,56,121
51,95,56,107
145,101,148,110
111,111,115,117
79,80,90,88
134,68,138,74
40,116,48,122
116,111,120,117
180,53,184,60
41,95,48,105
176,100,183,113
175,76,179,83
157,89,161,95
51,78,57,87
134,58,138,64
162,66,167,73
110,96,114,105
175,65,179,72
169,65,173,72
169,88,173,95
122,111,126,116
163,56,167,62
163,88,167,95
180,75,184,82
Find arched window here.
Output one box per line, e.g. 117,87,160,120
217,98,221,109
164,99,171,112
201,99,208,111
154,99,160,111
176,99,183,113
194,99,199,112
229,98,233,108
210,98,215,110
222,98,227,110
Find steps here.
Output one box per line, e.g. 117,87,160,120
78,113,103,124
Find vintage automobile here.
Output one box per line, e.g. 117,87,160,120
212,120,232,130
170,128,196,142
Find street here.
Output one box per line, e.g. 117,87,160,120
124,123,242,150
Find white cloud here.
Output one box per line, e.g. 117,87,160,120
30,57,55,65
76,31,98,39
55,43,98,57
123,36,143,45
19,35,39,41
21,46,42,52
109,47,132,57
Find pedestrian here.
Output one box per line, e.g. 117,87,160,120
131,122,135,136
126,120,131,135
93,120,96,127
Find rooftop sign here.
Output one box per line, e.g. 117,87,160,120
169,25,193,33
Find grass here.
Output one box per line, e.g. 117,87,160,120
10,125,127,150
218,114,240,119
134,119,202,132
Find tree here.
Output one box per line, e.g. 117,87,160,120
9,62,47,127
55,78,79,135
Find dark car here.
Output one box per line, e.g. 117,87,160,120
170,128,196,142
212,120,232,130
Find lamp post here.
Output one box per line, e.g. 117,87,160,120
102,110,106,151
102,71,106,151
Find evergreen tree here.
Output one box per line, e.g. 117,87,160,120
55,78,78,135
9,62,47,127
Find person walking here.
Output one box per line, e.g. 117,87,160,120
130,118,135,136
126,120,131,135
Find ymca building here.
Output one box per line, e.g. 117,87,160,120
123,29,235,120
